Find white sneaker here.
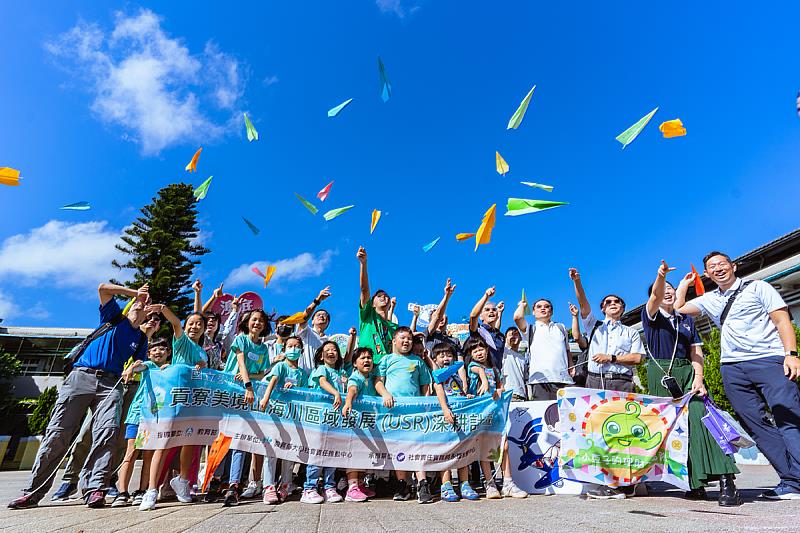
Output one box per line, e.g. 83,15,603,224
138,489,158,511
169,476,193,503
324,487,343,503
300,489,324,504
501,480,528,499
242,480,263,499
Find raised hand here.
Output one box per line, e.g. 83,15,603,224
412,304,421,317
444,278,456,296
497,301,505,313
192,279,203,293
356,246,367,264
212,283,224,299
485,287,496,298
568,302,580,316
317,286,331,302
568,268,580,281
658,260,676,278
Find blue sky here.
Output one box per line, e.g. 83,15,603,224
1,1,799,331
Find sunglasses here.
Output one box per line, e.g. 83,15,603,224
603,298,622,306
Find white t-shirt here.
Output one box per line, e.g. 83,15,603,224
502,347,529,398
297,326,328,372
689,278,787,363
525,320,574,385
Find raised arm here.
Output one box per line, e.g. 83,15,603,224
192,279,203,313
470,287,495,332
493,302,504,329
357,247,370,307
98,282,142,306
428,278,456,335
675,273,701,316
388,297,397,323
514,299,529,334
569,303,588,350
158,305,184,339
297,286,331,332
569,268,590,319
410,305,420,333
202,283,224,314
344,327,357,365
646,260,676,319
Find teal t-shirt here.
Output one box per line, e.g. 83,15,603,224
172,334,207,366
347,370,377,397
267,361,308,389
467,361,499,395
125,360,159,425
377,353,431,397
310,365,348,394
224,334,271,375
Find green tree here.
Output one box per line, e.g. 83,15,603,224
27,386,57,435
0,351,22,417
112,183,209,317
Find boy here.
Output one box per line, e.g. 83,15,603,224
376,327,433,503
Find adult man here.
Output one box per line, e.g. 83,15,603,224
357,246,397,363
571,268,644,500
645,260,740,505
676,251,800,500
296,286,332,372
468,287,505,371
9,283,157,509
513,298,572,401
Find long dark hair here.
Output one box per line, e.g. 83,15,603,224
237,309,274,336
314,340,343,370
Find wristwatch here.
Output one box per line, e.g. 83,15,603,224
611,354,618,363
244,381,253,389
786,351,799,357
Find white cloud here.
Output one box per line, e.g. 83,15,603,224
262,75,279,86
225,250,336,288
0,220,123,289
45,9,245,155
376,0,419,18
0,291,18,319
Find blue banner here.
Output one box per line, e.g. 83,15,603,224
137,364,511,470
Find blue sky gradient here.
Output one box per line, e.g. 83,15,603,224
1,1,799,331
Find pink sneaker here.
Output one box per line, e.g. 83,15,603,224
300,489,324,504
345,485,369,502
262,485,279,505
324,487,343,503
359,484,376,498
277,484,289,502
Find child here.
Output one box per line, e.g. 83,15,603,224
139,307,207,511
112,337,171,507
502,327,528,401
430,343,479,502
341,347,378,502
375,326,433,503
221,309,272,507
464,337,504,499
302,341,349,504
259,335,309,502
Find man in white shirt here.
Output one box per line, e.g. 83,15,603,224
513,298,572,400
296,287,332,373
676,251,800,501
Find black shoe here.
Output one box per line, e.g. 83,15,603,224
223,487,239,507
204,478,222,503
684,487,707,501
393,480,411,501
718,474,743,507
586,486,626,500
416,479,433,504
51,482,78,501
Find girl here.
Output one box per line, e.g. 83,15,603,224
112,337,171,507
431,343,478,502
192,279,225,369
221,309,272,507
341,347,378,502
302,341,348,504
464,337,504,500
139,307,207,511
259,335,309,503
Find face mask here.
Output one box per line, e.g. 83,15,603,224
285,348,301,361
277,325,293,337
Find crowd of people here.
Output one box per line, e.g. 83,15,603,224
7,248,800,512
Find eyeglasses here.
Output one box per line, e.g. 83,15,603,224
603,298,622,306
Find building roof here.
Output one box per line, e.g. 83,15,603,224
0,326,94,339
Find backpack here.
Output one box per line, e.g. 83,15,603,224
572,320,602,387
525,320,572,381
63,312,129,374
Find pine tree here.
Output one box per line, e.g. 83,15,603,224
112,183,209,317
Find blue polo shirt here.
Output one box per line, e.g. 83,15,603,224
640,307,701,360
74,299,148,376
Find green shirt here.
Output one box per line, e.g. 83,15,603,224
358,300,398,363
224,334,271,375
267,361,308,389
310,365,348,394
377,353,432,397
172,334,207,366
347,370,377,397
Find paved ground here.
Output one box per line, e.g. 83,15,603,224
0,466,797,532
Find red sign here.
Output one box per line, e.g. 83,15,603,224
210,292,263,322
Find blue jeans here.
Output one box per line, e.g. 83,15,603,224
722,356,800,491
304,464,335,491
229,450,247,485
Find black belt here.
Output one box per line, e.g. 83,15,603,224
588,371,632,381
75,367,120,380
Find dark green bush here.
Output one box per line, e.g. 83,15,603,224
28,386,57,435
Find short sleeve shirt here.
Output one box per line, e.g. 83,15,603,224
470,323,505,371
267,361,309,389
689,278,787,363
641,307,701,360
171,334,207,366
502,347,529,398
311,365,348,394
358,300,398,364
425,331,463,359
297,326,328,373
74,299,148,375
125,360,159,425
526,321,573,385
467,362,499,395
377,353,432,397
223,334,271,375
347,371,377,397
582,311,645,375
440,374,466,397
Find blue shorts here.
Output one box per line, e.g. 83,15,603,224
125,423,139,440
